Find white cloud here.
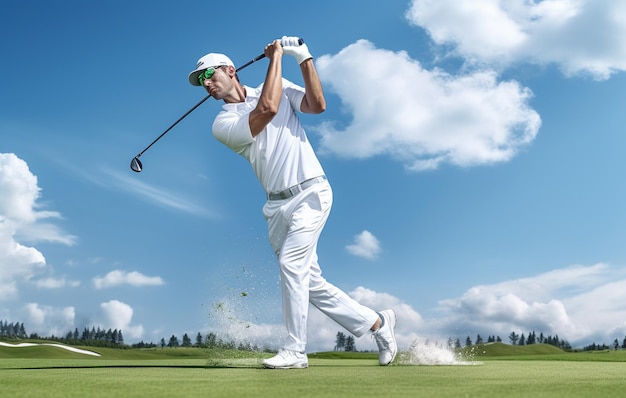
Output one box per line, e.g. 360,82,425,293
17,301,143,341
315,40,540,171
346,230,381,260
0,153,76,300
98,167,217,219
196,264,626,352
100,300,144,339
406,0,626,80
93,270,164,289
434,263,626,345
24,303,76,337
35,277,81,289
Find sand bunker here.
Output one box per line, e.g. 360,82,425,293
0,341,101,356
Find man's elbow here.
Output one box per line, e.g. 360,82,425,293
259,103,279,118
306,99,326,114
314,101,326,114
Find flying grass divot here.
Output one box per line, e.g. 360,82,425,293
397,340,481,366
205,348,266,368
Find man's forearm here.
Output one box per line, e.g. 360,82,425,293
300,59,326,114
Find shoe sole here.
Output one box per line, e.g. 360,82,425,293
262,363,308,369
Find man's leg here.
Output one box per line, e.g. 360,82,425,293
308,255,380,338
263,183,333,354
263,183,397,366
309,267,397,365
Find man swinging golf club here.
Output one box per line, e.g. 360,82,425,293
188,36,397,369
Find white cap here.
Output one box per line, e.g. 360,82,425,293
188,53,234,86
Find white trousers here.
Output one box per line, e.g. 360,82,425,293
263,180,379,352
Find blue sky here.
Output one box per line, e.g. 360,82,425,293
2,0,626,352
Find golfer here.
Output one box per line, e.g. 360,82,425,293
188,36,397,369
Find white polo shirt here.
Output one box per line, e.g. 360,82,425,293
212,79,325,194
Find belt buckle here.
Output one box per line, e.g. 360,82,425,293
288,185,300,197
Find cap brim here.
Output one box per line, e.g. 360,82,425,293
188,69,203,86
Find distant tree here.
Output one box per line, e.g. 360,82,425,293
496,336,502,342
196,332,203,347
182,333,192,347
105,329,113,343
583,342,610,351
168,335,180,348
508,332,520,345
447,337,454,349
542,334,571,351
476,334,483,345
622,337,626,349
519,334,526,346
465,336,472,347
205,332,217,348
132,340,156,348
345,335,356,352
335,332,346,351
160,338,166,349
454,338,462,349
19,323,27,338
614,339,619,350
539,332,545,344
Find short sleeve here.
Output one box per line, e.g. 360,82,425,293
212,110,255,155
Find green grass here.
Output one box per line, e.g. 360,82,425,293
466,342,626,362
2,342,626,397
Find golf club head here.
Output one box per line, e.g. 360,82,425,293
130,157,143,173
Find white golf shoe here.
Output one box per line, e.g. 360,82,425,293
373,309,397,365
262,349,309,369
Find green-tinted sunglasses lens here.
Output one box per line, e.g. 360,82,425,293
198,68,215,85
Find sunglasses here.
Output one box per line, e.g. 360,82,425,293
197,65,223,86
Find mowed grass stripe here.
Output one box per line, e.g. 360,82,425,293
2,358,626,397
2,344,626,397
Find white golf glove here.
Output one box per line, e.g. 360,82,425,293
281,36,312,64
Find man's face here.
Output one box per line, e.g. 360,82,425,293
201,66,233,100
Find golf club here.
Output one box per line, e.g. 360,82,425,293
130,38,304,173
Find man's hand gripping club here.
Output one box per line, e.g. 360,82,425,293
281,36,313,64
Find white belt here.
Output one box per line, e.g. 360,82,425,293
267,175,327,201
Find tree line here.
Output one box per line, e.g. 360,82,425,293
0,320,264,352
1,320,126,348
133,332,265,352
449,331,572,350
451,331,626,352
334,332,357,352
4,320,626,352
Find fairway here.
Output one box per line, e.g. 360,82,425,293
2,354,626,397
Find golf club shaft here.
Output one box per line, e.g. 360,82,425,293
133,53,266,159
130,38,305,172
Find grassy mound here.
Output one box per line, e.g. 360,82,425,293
468,342,566,357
